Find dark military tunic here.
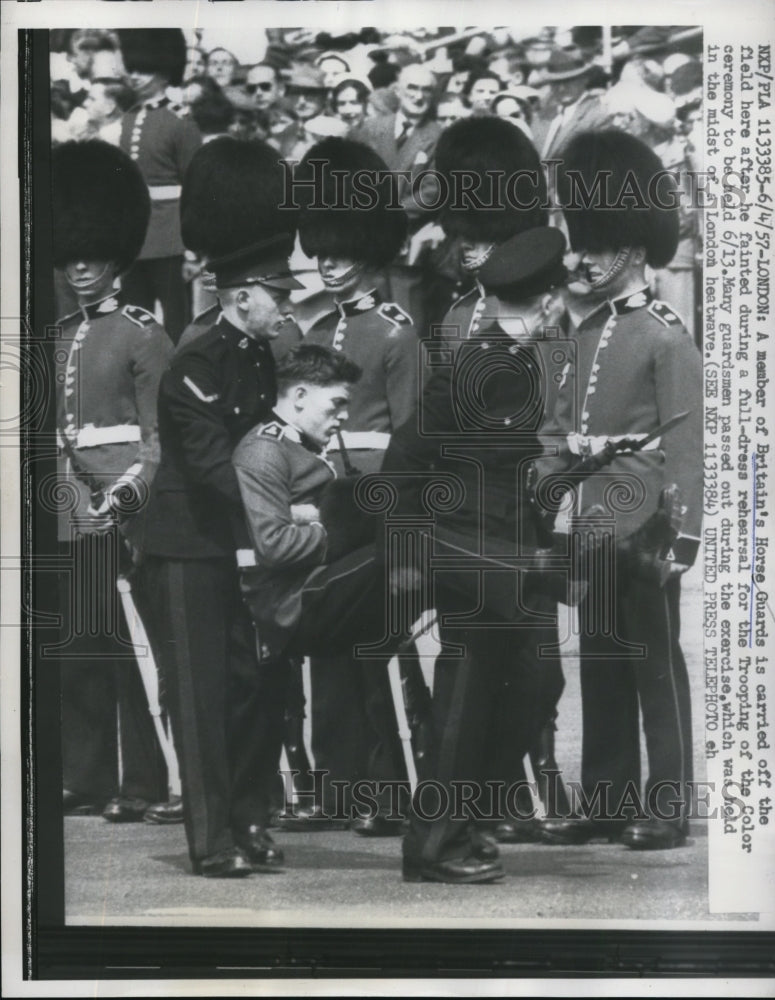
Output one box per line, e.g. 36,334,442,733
536,286,702,827
142,315,285,864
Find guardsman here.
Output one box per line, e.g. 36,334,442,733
293,137,419,835
536,130,702,850
380,227,574,883
140,138,303,877
117,29,202,343
430,116,572,843
52,140,174,821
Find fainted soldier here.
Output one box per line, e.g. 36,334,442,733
291,137,421,835
117,29,202,343
428,116,573,843
52,139,174,821
140,138,304,878
535,130,702,851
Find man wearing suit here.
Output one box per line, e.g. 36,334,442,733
141,139,303,877
539,49,609,160
351,63,443,336
535,131,702,851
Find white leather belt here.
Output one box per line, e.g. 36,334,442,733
567,432,661,456
58,424,142,449
327,431,391,452
148,184,182,201
236,549,258,568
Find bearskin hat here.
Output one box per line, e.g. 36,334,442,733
180,136,298,261
434,116,547,243
556,129,680,269
118,29,187,87
51,139,150,273
296,137,408,268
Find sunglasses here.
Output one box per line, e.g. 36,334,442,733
245,81,275,94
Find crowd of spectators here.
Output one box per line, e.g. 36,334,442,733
49,24,705,337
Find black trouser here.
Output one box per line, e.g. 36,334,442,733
122,256,190,345
479,619,565,822
310,654,407,816
143,556,286,862
578,573,693,826
401,613,551,866
59,531,167,804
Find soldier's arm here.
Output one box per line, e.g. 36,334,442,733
175,115,203,176
160,350,244,505
654,324,703,566
234,441,328,569
384,324,420,431
105,320,174,514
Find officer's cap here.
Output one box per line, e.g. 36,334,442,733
477,227,567,300
118,29,187,87
435,116,547,243
296,137,408,268
209,234,303,291
556,129,679,269
52,139,150,273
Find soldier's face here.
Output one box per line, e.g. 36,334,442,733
580,248,637,296
459,240,495,273
317,256,365,299
240,283,293,339
64,259,117,303
293,382,351,448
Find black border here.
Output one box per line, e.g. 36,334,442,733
22,24,775,983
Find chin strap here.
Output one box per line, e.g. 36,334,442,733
587,247,632,290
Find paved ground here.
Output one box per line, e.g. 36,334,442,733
65,562,749,927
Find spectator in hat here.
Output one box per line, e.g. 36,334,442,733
538,48,609,159
117,29,202,343
274,64,346,163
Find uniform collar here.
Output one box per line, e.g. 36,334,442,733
335,288,382,318
79,288,123,321
142,94,170,110
217,315,272,352
574,285,654,328
270,409,323,454
606,286,653,316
